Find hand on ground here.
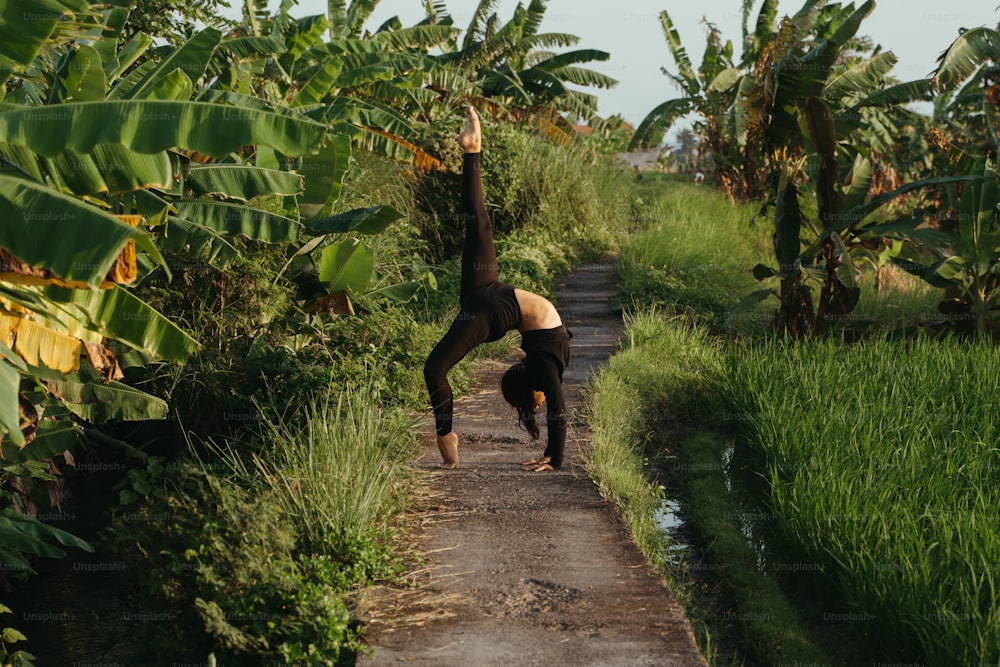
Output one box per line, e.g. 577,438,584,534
458,106,481,153
520,456,554,472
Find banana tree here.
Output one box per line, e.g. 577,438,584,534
0,2,389,450
629,1,778,201
733,0,986,335
883,21,1000,332
227,0,453,169
893,159,1000,333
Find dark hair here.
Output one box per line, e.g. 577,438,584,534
501,363,539,439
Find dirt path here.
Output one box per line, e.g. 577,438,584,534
358,264,706,666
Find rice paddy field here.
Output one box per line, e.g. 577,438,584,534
591,180,1000,664
724,336,1000,663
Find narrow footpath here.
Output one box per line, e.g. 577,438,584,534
359,264,706,667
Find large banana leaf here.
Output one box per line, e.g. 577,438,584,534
141,69,194,101
47,144,174,196
538,63,617,90
122,28,223,100
0,100,330,159
371,24,457,51
160,216,239,268
186,165,304,201
284,14,330,64
658,10,700,96
842,155,874,215
318,239,374,292
306,205,403,235
742,0,778,66
2,417,80,463
775,164,802,272
47,378,168,422
0,141,44,181
463,0,501,50
59,44,108,102
336,64,396,90
42,285,200,363
0,357,22,445
291,58,344,107
0,311,81,373
856,79,934,108
958,159,999,252
822,52,897,103
107,59,158,100
0,509,93,554
298,134,352,220
217,36,287,61
107,34,154,86
628,98,693,150
0,174,142,285
933,27,1000,90
87,4,131,73
172,200,301,243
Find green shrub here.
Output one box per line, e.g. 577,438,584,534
106,459,360,665
412,122,639,270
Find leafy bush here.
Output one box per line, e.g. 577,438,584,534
106,459,361,665
412,121,639,270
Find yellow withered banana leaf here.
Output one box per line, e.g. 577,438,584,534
0,312,81,373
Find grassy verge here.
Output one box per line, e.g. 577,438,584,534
618,183,772,336
107,389,423,665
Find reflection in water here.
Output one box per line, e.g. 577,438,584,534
650,441,778,573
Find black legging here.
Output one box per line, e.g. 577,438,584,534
424,153,518,436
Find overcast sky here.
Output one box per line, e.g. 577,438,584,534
221,1,998,141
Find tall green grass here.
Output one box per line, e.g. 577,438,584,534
725,336,1000,663
220,390,421,567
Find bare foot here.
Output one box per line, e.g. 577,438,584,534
458,106,481,153
437,432,459,469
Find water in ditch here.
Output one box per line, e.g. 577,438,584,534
649,440,778,573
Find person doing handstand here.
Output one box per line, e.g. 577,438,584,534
423,107,572,472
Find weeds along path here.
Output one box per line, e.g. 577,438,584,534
359,264,706,667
